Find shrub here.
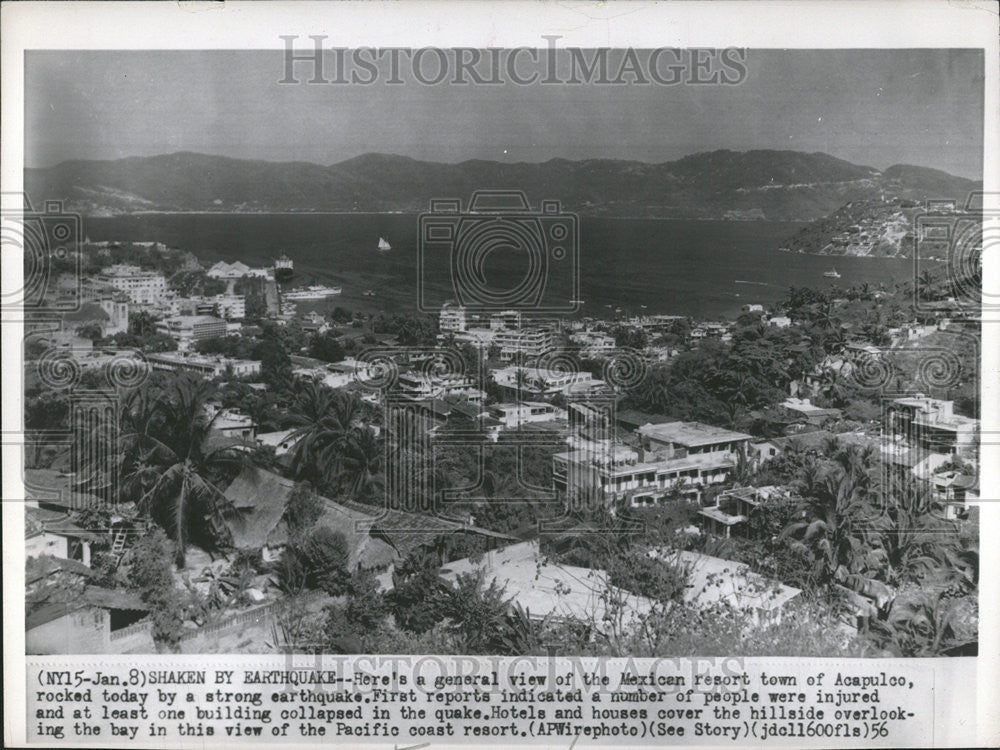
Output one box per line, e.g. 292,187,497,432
124,529,185,649
302,526,350,594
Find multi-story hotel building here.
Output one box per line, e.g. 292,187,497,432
96,264,168,305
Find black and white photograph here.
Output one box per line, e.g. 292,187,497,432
2,2,997,748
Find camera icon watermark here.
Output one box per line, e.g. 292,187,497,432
1,195,82,314
912,192,996,317
418,190,580,314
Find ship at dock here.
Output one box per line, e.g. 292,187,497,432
282,285,342,300
274,254,295,282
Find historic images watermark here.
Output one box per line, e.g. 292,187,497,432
2,193,149,516
912,192,995,315
418,191,580,315
1,195,82,315
278,39,749,87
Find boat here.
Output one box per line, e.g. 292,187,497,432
377,237,392,252
273,254,294,282
363,289,376,297
282,285,342,300
569,298,585,305
823,268,841,279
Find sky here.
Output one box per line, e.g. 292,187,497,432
25,48,984,179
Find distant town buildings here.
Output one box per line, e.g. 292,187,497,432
147,351,262,379
206,261,271,280
396,370,484,403
492,365,605,397
494,326,556,362
96,264,168,305
489,401,567,430
439,303,468,333
186,294,246,321
154,315,227,349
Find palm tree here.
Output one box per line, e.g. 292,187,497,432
782,465,886,594
339,426,384,502
879,589,968,656
119,376,240,568
635,365,672,411
514,368,532,396
287,381,363,490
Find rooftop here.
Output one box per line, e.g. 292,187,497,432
436,540,801,626
438,540,655,627
780,397,841,416
161,314,225,326
554,447,735,475
638,421,752,447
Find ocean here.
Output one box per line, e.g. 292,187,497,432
83,213,914,319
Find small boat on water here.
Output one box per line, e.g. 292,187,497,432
363,289,376,297
377,237,391,252
823,268,841,279
282,285,342,300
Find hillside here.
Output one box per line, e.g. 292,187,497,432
24,149,979,222
782,198,919,257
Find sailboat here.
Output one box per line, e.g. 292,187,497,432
823,267,841,279
377,236,392,252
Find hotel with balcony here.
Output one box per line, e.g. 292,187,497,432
553,420,753,507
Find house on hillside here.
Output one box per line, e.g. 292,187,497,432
26,507,96,567
25,556,150,654
220,466,515,567
778,397,842,427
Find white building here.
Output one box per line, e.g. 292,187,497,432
206,261,271,280
147,351,261,378
209,408,256,442
495,327,556,362
439,303,468,333
489,401,567,429
192,294,246,321
255,429,299,457
553,443,739,506
396,371,484,403
492,365,604,397
570,330,616,358
885,396,978,459
155,315,227,349
96,264,167,305
637,421,752,460
489,310,522,331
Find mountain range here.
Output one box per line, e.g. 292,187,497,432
24,150,980,221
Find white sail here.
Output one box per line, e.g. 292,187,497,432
377,236,391,251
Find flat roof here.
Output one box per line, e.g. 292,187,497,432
554,449,734,476
439,541,654,627
438,541,800,622
162,314,224,325
638,421,752,447
698,507,747,525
